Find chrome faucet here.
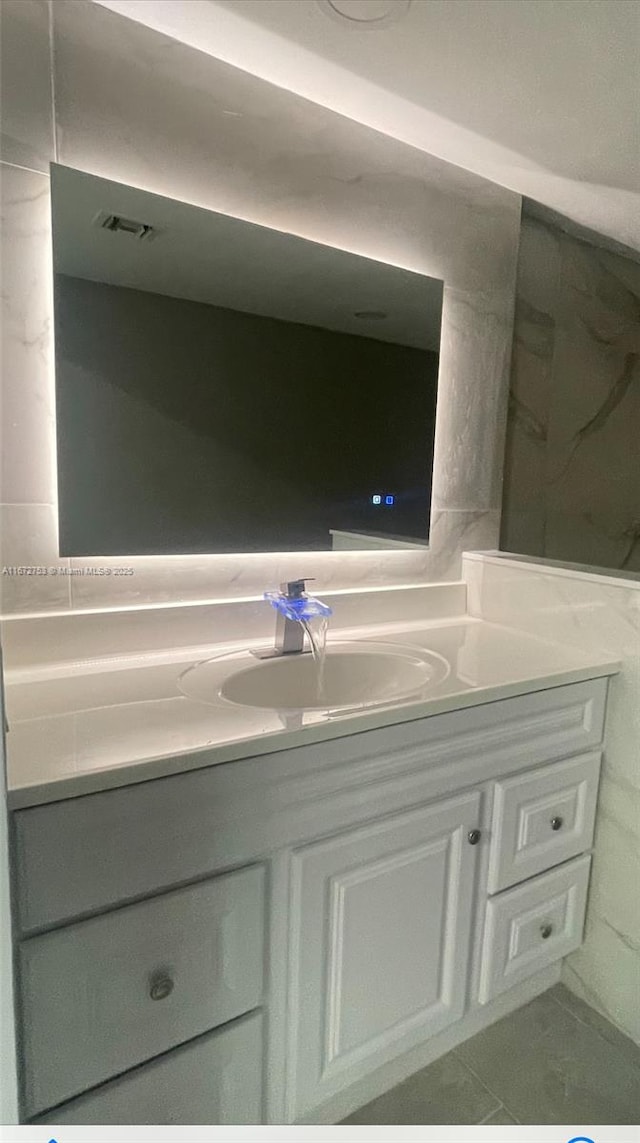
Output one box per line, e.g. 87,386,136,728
255,579,332,658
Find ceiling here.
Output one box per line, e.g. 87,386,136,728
52,164,444,350
94,0,640,250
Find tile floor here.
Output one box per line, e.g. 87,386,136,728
342,985,640,1125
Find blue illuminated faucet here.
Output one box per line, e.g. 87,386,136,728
258,579,332,658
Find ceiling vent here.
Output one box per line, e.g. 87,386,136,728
317,0,412,29
96,212,157,240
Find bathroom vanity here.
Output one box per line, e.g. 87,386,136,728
4,617,618,1125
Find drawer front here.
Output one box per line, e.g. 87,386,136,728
478,854,591,1004
14,678,607,933
21,865,265,1116
35,1012,263,1125
487,752,600,893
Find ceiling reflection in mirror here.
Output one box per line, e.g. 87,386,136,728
51,164,443,555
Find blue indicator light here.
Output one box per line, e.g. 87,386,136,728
567,1138,595,1143
372,494,382,505
385,495,394,506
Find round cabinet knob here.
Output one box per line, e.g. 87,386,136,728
550,816,564,831
540,923,554,940
149,972,174,1002
467,829,482,846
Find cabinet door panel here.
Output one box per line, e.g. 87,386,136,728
287,791,481,1119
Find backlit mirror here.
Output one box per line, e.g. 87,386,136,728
51,164,443,555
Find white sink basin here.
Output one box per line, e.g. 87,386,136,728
179,642,450,712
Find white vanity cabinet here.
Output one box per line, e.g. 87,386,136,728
11,676,608,1125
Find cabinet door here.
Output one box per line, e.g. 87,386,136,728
287,790,481,1119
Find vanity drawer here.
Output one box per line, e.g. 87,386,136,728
35,1011,263,1125
478,854,591,1004
487,751,600,893
20,864,265,1117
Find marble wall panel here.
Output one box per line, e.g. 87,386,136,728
501,217,561,556
502,213,640,572
0,506,71,614
0,165,56,507
431,288,515,514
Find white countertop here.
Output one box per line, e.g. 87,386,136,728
4,616,620,809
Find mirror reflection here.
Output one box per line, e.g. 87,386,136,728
51,165,443,555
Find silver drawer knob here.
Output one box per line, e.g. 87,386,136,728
550,816,564,831
540,923,554,940
149,972,174,1001
467,829,482,845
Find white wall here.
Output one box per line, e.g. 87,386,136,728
465,551,640,1044
0,0,520,616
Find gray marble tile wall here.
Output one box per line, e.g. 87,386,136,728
0,0,520,614
502,212,640,572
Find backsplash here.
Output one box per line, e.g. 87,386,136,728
0,0,520,615
502,209,640,572
0,582,466,675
